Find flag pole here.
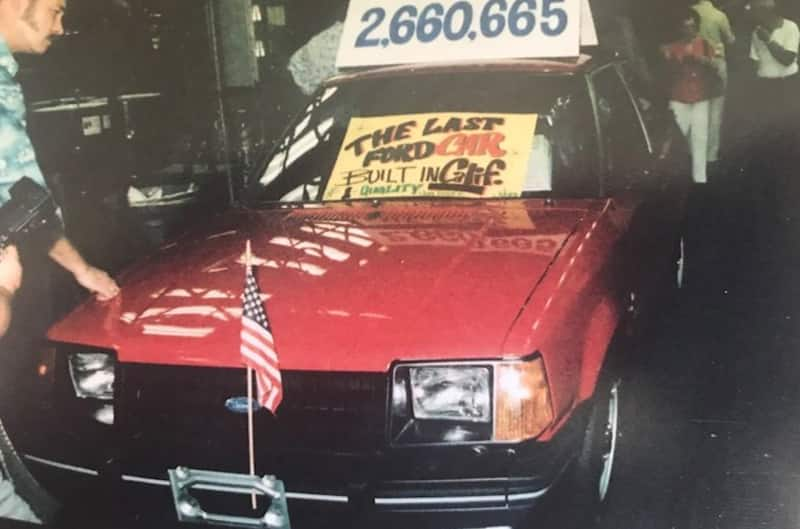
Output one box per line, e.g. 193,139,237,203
245,240,257,510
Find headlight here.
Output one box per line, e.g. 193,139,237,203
68,352,115,400
410,366,491,422
390,356,552,445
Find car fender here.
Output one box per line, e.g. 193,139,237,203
501,201,627,440
575,298,620,402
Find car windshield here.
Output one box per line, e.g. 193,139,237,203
250,70,598,204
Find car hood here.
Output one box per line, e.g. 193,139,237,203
49,199,596,372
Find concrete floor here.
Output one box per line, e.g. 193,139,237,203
596,173,800,529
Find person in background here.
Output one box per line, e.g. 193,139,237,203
747,0,799,221
661,8,719,184
691,0,735,171
749,0,798,124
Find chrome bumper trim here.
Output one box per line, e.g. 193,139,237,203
375,494,506,506
507,486,551,502
23,455,99,476
121,474,169,486
25,454,548,507
375,484,551,507
285,492,348,503
28,460,347,504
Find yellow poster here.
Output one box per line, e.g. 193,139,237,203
322,112,538,201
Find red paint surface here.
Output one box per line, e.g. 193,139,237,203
43,52,694,448
48,195,673,435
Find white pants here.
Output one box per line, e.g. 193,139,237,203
670,100,710,183
707,95,724,163
707,59,728,163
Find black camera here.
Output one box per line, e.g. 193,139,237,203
0,176,59,252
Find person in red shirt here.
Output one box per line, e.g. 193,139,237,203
661,8,720,184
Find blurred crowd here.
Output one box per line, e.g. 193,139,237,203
604,0,800,226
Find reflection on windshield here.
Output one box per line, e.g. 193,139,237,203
252,73,596,204
261,117,334,189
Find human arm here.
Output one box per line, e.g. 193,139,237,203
721,13,735,46
755,25,798,66
691,53,717,67
48,237,119,301
0,102,119,301
0,245,22,336
676,38,717,71
692,37,718,65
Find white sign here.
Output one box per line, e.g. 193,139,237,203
579,0,597,46
336,0,582,68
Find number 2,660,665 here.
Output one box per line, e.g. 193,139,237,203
354,0,568,48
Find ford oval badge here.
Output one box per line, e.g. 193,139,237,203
225,396,262,414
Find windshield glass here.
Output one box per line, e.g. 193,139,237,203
251,71,597,204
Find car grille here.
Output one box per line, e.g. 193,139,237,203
116,364,387,477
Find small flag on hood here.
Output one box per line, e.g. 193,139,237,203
240,263,283,413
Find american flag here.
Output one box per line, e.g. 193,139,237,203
240,265,283,413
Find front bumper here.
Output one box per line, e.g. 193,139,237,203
12,363,588,529
24,452,572,529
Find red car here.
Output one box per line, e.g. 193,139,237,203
17,55,689,529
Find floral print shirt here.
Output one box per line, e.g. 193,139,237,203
0,37,48,205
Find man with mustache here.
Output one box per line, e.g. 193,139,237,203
0,0,119,300
0,0,120,522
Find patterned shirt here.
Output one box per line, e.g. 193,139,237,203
0,37,48,206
